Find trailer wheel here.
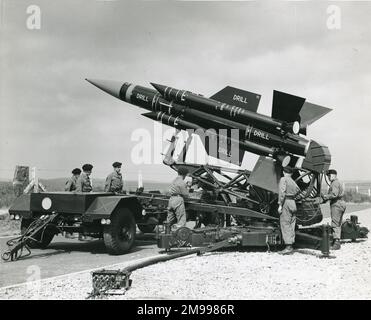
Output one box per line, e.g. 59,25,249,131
137,224,156,233
21,218,54,249
103,208,136,255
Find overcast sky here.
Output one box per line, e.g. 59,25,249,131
1,0,371,182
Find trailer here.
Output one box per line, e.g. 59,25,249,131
2,162,368,262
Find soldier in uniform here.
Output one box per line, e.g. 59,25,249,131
322,169,346,250
278,166,301,255
75,164,93,192
65,168,81,191
104,162,123,193
166,167,189,229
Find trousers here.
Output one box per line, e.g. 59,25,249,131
167,196,187,227
331,200,346,239
280,199,297,245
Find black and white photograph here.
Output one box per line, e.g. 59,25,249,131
1,0,371,303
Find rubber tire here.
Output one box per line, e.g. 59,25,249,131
137,224,156,234
103,208,136,255
21,218,54,249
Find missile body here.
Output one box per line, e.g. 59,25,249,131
150,83,299,134
143,111,278,159
86,79,309,163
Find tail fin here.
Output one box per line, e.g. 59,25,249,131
271,90,306,123
196,129,245,166
210,86,261,112
248,156,281,194
299,102,332,128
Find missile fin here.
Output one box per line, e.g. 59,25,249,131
272,91,306,123
247,156,281,194
210,86,261,112
195,130,245,166
299,102,332,128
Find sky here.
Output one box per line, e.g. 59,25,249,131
1,0,371,182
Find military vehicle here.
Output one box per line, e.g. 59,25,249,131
2,81,368,262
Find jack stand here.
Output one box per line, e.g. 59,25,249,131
319,224,335,259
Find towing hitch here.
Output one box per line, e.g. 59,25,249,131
1,213,60,262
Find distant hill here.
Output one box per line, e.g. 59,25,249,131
2,177,371,208
0,178,169,208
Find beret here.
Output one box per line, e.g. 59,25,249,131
326,169,337,175
112,162,122,168
177,167,189,176
71,168,81,175
82,164,93,171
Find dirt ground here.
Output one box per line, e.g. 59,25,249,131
0,208,370,300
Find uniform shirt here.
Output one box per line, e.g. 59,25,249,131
75,172,93,192
325,178,344,205
169,176,189,198
65,175,79,191
278,176,300,206
104,171,123,192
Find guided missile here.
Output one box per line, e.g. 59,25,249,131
142,111,281,162
150,83,300,135
86,79,331,172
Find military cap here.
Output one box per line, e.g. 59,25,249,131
326,169,337,175
177,166,189,176
72,168,81,175
112,161,122,168
283,166,294,174
82,164,93,171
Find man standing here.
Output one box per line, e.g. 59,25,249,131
167,167,189,229
322,169,346,250
278,166,301,255
105,162,123,193
75,164,93,192
65,168,81,191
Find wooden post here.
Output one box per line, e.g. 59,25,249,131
33,167,39,193
13,165,29,197
23,167,46,193
138,170,143,189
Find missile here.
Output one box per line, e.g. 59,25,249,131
142,111,291,165
150,83,300,135
86,79,330,172
86,79,307,153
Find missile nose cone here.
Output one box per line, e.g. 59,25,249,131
150,82,167,96
142,112,158,120
86,78,123,99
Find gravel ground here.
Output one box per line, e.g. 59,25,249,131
1,210,370,300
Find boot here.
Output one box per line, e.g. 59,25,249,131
280,245,294,255
331,239,341,250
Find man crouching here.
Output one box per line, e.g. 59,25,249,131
166,167,189,230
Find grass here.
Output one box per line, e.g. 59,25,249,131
0,208,20,236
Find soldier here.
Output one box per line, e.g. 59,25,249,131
75,164,93,192
278,166,301,255
64,168,81,191
166,167,189,229
322,169,346,250
104,162,123,193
